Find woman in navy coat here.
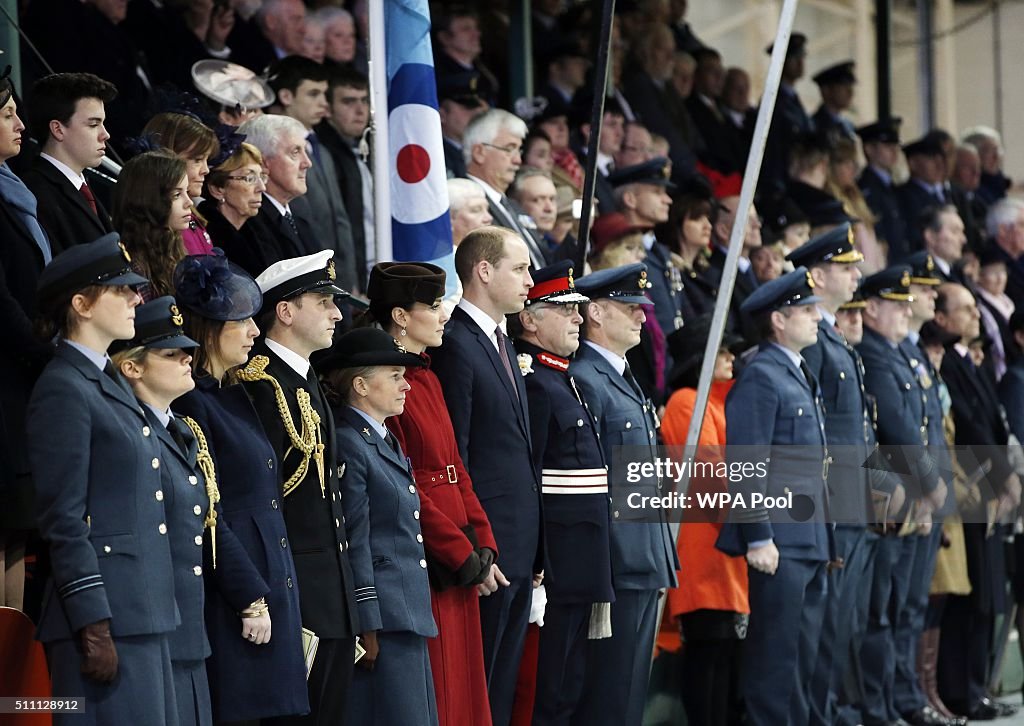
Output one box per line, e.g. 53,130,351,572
172,252,309,723
27,234,180,725
319,328,439,726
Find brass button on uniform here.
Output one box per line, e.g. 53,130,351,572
142,426,151,437
194,535,203,546
408,485,416,494
419,559,427,569
416,534,423,543
151,458,160,469
267,459,274,469
271,499,279,509
576,419,584,427
280,538,287,548
193,566,202,576
625,421,632,429
155,490,164,501
158,523,167,535
188,475,198,486
286,577,293,588
103,545,112,553
414,510,420,520
193,505,202,516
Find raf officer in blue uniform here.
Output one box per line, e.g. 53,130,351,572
321,327,440,726
27,234,181,725
609,158,687,338
786,227,886,726
856,266,950,726
571,263,677,726
111,297,221,726
240,249,360,725
857,117,909,262
715,266,832,726
510,261,615,725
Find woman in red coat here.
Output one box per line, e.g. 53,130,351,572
359,261,497,726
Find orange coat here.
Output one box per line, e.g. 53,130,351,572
656,381,749,653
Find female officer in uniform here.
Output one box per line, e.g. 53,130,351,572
319,327,438,726
172,252,309,724
28,233,179,725
111,296,214,726
359,262,497,726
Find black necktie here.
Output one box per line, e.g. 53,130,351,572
623,362,644,399
384,431,402,457
494,326,520,399
167,418,189,456
103,360,129,393
283,210,300,239
799,359,817,394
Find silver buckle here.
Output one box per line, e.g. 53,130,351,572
446,465,458,483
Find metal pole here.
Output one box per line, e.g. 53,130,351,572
508,0,533,106
672,0,801,539
574,0,616,273
368,0,393,263
993,0,1003,138
875,0,892,121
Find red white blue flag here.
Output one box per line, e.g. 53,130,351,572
385,0,454,283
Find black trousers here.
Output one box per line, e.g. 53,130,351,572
264,636,355,726
680,635,744,726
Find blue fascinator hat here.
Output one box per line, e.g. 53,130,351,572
173,249,263,321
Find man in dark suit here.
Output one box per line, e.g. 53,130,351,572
22,73,117,256
897,136,951,254
438,71,488,180
685,47,745,174
537,41,589,122
432,6,500,107
811,61,858,147
702,181,764,333
464,109,549,269
933,282,1020,721
857,118,908,262
317,66,372,290
240,249,359,725
572,262,677,726
715,267,831,726
759,32,814,199
267,56,358,293
986,198,1024,309
233,114,319,277
429,226,543,726
921,205,967,283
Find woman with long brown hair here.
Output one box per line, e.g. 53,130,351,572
112,150,193,300
143,112,221,255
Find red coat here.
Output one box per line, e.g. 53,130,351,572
388,354,496,726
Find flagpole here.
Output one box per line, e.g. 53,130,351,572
573,0,616,273
369,0,393,264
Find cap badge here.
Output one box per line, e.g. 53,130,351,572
661,163,671,179
847,226,855,246
170,303,184,327
806,270,816,289
326,259,336,281
469,76,478,92
900,270,911,288
638,270,650,289
567,267,575,289
118,240,132,263
925,255,935,271
393,338,407,354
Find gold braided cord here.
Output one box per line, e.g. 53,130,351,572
181,416,220,569
237,355,323,497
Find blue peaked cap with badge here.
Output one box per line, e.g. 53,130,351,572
574,262,652,305
740,266,821,316
861,265,914,302
607,157,675,189
786,222,864,267
109,295,199,353
37,232,148,306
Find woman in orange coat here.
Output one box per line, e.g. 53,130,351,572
660,315,750,726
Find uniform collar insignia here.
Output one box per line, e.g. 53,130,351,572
536,351,570,372
362,427,371,437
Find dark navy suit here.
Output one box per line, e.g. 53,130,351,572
430,304,543,726
28,341,178,725
20,155,114,256
334,406,439,726
856,327,941,724
716,342,830,726
515,340,615,726
896,179,949,255
803,319,877,726
571,342,677,726
858,166,909,263
175,377,308,722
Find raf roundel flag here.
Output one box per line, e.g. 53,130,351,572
385,0,455,291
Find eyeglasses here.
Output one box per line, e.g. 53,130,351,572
482,142,522,156
227,172,269,185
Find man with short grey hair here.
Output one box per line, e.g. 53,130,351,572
465,109,548,268
987,198,1024,307
224,114,318,276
